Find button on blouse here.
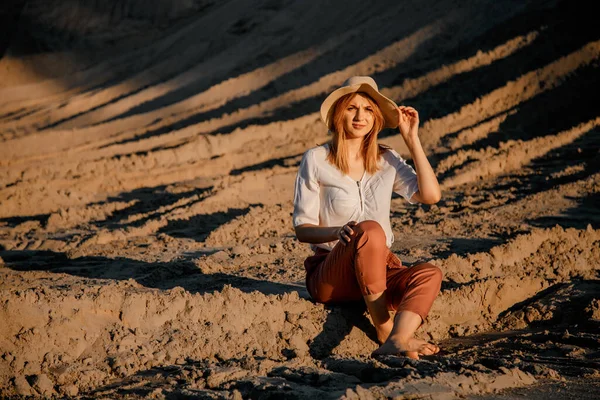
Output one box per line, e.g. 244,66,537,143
293,143,419,251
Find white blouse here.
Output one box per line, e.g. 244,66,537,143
293,143,419,251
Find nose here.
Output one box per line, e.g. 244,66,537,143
354,107,365,121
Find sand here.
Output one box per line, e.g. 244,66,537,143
1,0,599,398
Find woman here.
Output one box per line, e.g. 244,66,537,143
293,76,442,359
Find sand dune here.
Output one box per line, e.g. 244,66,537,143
1,0,599,398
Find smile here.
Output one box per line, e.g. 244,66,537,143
352,123,366,129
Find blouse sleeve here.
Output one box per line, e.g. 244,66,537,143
293,149,320,227
392,152,419,204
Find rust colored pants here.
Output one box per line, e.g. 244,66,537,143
304,220,442,321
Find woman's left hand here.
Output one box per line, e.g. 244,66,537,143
396,105,442,204
397,106,419,142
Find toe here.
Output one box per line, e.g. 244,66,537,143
419,344,439,355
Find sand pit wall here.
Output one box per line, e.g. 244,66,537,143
0,280,331,396
17,0,202,49
1,225,598,396
428,225,600,336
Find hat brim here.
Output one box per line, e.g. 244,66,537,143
320,83,399,129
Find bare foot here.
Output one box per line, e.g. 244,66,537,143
372,336,440,360
374,319,394,344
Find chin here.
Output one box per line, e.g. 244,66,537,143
346,130,369,139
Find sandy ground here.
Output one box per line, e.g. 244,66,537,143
1,0,599,398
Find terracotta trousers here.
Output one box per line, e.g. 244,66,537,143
304,220,442,321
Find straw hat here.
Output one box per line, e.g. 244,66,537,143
320,76,399,129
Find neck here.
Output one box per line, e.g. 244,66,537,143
346,138,363,160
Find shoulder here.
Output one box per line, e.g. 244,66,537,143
298,144,329,179
379,146,404,166
305,143,329,157
302,143,329,163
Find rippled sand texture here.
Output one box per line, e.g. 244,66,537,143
1,0,599,398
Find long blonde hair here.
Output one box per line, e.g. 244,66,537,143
326,92,388,174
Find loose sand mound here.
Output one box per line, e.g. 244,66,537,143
1,0,599,398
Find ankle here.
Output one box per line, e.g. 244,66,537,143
373,320,393,343
387,332,410,343
371,314,392,328
377,317,393,326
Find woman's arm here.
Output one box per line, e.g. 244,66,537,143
397,106,441,205
407,136,441,204
295,222,357,245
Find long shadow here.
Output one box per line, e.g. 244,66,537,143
433,236,505,261
394,0,599,126
78,1,585,150
0,212,50,228
132,0,574,132
2,2,152,102
103,1,499,146
6,0,591,146
433,54,600,203
110,0,449,122
0,0,27,59
496,280,600,329
308,301,376,360
530,191,600,230
85,362,202,399
108,94,328,147
477,126,599,211
229,153,303,176
159,206,254,243
497,282,568,319
320,355,440,383
93,184,213,231
2,1,224,132
377,1,555,89
5,1,205,61
105,12,442,148
0,106,38,124
39,62,197,131
436,59,600,170
35,21,220,130
0,247,299,296
381,1,597,147
87,355,415,398
0,184,214,235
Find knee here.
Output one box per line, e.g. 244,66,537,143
355,220,386,245
423,264,443,289
431,265,443,286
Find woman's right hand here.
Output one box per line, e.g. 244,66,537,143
294,222,359,245
337,221,358,245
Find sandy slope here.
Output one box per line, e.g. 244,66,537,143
1,0,599,398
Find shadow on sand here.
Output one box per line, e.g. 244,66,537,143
0,246,382,359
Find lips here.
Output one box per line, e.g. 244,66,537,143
352,123,366,129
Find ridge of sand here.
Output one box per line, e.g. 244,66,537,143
1,0,599,398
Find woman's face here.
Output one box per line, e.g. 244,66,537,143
342,93,375,139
